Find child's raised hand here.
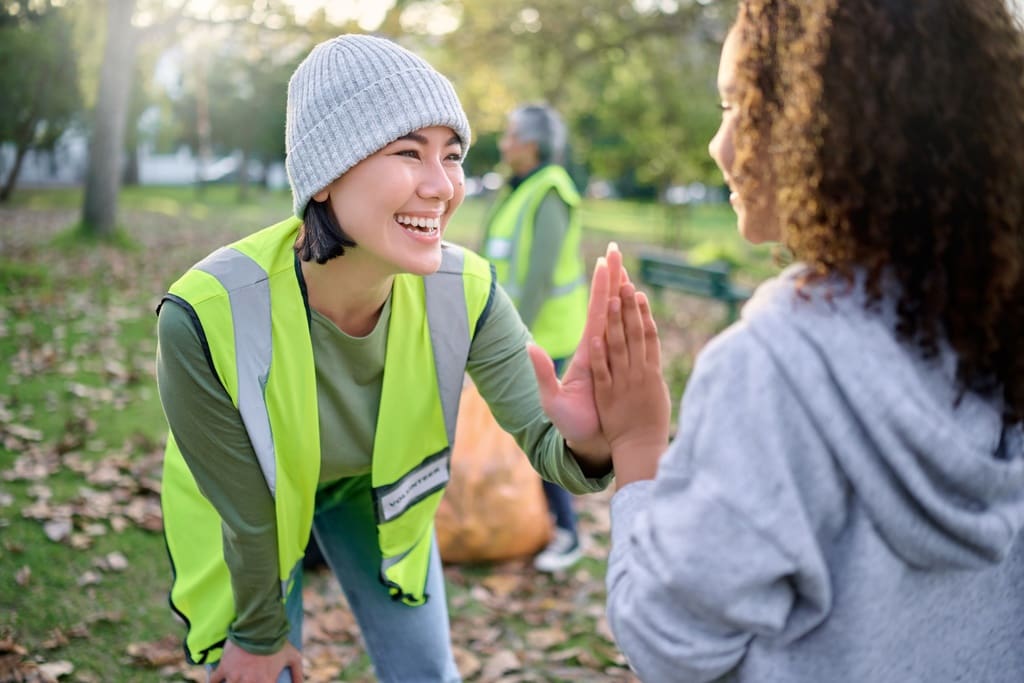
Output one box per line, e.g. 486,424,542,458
590,281,671,487
529,242,633,470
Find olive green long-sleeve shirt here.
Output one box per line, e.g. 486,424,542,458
156,267,612,653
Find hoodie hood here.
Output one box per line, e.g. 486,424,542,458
741,264,1024,569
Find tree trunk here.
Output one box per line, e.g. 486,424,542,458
2,80,44,203
257,158,269,188
122,143,139,186
0,142,30,202
81,0,137,238
193,54,212,198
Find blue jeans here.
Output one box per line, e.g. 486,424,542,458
209,474,460,683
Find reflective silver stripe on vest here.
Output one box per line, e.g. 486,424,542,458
380,543,414,575
194,247,278,498
425,245,471,445
282,557,302,601
375,449,450,523
370,245,472,525
551,273,587,297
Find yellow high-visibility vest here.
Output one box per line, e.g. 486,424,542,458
482,165,586,359
160,217,493,664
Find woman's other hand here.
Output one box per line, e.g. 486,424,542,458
209,640,303,683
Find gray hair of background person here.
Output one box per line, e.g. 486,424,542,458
510,105,568,167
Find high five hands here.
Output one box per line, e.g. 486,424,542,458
529,243,672,486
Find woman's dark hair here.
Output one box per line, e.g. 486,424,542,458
731,0,1024,426
294,198,357,264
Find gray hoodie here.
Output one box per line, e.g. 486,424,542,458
607,263,1024,683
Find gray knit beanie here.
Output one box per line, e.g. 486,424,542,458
285,34,472,218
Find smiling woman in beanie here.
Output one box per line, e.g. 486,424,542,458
155,35,616,683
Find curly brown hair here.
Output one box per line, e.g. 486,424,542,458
731,0,1024,426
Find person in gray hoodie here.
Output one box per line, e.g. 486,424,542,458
582,1,1024,681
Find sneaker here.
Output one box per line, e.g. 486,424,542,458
533,527,582,573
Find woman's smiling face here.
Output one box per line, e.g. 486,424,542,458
312,125,466,277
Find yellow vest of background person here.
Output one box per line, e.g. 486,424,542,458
482,165,587,360
160,217,493,664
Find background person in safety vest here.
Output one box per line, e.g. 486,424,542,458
481,104,588,573
584,1,1024,682
156,35,622,683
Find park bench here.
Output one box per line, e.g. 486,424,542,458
637,251,752,324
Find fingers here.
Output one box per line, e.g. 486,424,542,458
605,294,630,381
604,283,660,383
579,254,610,364
637,291,662,369
288,661,304,683
209,668,224,683
590,335,611,391
620,283,646,375
585,243,647,379
588,255,609,321
527,342,559,406
606,242,623,297
605,240,634,294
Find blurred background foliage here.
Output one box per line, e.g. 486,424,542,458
0,0,737,236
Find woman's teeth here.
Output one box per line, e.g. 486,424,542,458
395,215,440,233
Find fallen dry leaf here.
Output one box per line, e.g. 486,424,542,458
0,653,32,682
41,518,71,544
453,645,482,679
40,629,69,650
68,532,93,550
126,635,181,667
4,423,43,442
76,570,102,587
480,649,521,682
480,573,521,598
15,565,31,586
104,551,128,571
156,664,206,682
0,638,28,656
525,627,567,650
82,523,107,537
37,659,74,680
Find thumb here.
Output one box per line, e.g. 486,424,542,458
527,342,559,405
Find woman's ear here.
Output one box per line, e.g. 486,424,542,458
313,187,330,203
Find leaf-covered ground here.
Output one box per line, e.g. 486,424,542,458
0,202,632,682
0,195,745,681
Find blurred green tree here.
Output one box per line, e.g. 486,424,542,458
203,30,307,198
393,0,735,197
79,0,306,237
0,2,82,201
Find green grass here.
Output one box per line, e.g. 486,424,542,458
0,185,779,681
9,184,774,278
